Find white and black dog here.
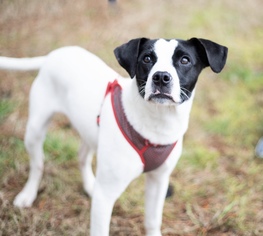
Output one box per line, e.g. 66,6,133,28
0,37,227,235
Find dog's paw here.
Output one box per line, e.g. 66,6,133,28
13,191,36,208
146,231,162,236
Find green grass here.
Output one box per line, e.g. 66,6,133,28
182,143,220,170
0,0,263,235
0,137,24,176
204,69,263,146
0,99,15,123
44,132,79,164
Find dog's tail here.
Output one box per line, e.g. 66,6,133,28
0,56,46,71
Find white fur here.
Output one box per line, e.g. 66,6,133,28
0,56,45,70
0,40,194,236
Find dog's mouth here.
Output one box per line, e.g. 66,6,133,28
148,90,177,104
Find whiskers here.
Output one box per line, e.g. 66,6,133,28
136,81,192,105
138,82,146,97
180,87,191,103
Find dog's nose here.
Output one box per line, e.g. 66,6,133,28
152,72,172,86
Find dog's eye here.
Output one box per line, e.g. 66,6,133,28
180,56,190,65
143,55,152,63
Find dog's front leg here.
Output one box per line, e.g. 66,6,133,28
144,140,183,236
90,148,143,236
144,169,171,236
90,184,116,236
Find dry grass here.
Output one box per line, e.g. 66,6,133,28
0,0,263,235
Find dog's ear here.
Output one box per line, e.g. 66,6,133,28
189,38,228,73
114,38,149,78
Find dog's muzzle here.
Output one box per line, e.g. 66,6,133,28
149,72,175,103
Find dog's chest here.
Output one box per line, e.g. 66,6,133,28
103,80,177,172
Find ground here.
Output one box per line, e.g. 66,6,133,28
0,0,263,235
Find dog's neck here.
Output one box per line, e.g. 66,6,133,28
120,79,194,145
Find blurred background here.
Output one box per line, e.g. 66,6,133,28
0,0,262,235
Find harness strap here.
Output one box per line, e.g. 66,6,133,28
97,80,119,126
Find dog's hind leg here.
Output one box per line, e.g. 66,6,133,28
13,78,55,208
13,112,53,207
78,142,95,197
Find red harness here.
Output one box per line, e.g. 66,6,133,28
97,80,177,172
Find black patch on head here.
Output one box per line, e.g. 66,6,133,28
172,40,205,102
114,38,158,97
114,38,151,78
174,38,228,102
134,39,158,97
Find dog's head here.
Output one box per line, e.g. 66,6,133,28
114,38,228,105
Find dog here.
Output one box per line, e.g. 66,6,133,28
0,37,227,235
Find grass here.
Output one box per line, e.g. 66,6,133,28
0,0,263,235
0,99,15,123
44,131,79,163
